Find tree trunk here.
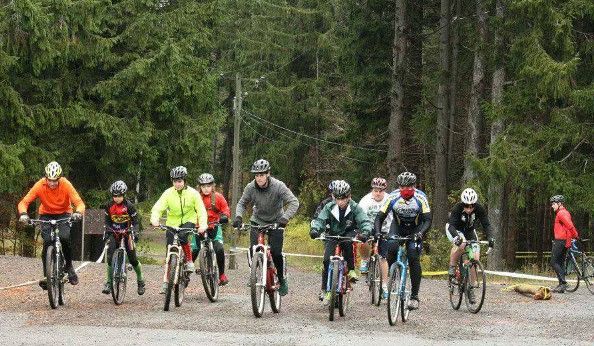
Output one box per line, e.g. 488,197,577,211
462,0,487,183
487,0,506,269
433,0,451,228
447,0,461,188
387,0,408,187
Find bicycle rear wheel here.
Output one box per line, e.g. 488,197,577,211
582,257,594,295
111,249,127,305
328,261,339,321
250,252,266,317
163,254,177,311
565,256,580,292
449,261,463,310
57,252,66,306
465,261,486,313
45,245,59,309
268,268,281,313
174,262,187,307
387,264,402,326
339,262,350,317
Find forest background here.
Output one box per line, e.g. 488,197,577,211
1,0,592,270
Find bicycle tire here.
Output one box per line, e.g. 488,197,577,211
328,260,339,321
401,269,411,322
45,245,59,309
465,261,486,313
269,267,281,313
374,255,383,306
582,256,594,295
387,264,402,326
369,257,379,306
199,247,217,302
250,252,265,317
57,251,65,306
163,254,177,311
208,247,220,300
174,261,187,307
339,265,350,317
449,260,463,310
111,249,127,305
565,255,580,292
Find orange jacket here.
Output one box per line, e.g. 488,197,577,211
18,177,86,215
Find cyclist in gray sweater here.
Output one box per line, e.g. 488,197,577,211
233,159,299,296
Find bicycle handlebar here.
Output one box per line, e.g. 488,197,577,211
236,224,285,232
29,217,72,226
156,225,197,235
315,235,363,243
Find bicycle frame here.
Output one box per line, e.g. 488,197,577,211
250,225,282,292
393,241,410,300
160,226,194,285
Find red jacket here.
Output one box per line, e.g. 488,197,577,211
200,192,230,228
554,206,579,248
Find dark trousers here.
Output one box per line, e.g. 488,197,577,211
105,233,139,267
40,214,73,276
165,222,193,247
192,228,225,275
551,240,568,285
385,239,423,298
249,226,285,280
321,240,355,290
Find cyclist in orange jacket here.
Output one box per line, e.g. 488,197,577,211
17,161,86,289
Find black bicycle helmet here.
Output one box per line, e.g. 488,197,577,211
250,159,271,173
198,173,215,185
109,180,128,195
396,171,417,187
332,180,351,198
170,166,188,180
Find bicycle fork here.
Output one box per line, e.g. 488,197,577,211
327,256,344,293
163,243,183,285
252,244,268,289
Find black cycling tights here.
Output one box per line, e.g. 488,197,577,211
551,240,568,285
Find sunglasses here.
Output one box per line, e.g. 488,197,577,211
464,204,475,209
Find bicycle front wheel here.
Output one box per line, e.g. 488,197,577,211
111,249,127,305
174,262,187,307
582,256,594,295
387,264,402,326
199,247,219,302
250,252,266,317
370,256,382,306
163,254,177,311
339,262,350,317
465,261,486,313
45,245,59,309
328,260,339,321
565,256,580,292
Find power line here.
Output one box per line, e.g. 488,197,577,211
243,109,388,153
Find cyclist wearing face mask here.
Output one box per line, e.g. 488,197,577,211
374,172,431,311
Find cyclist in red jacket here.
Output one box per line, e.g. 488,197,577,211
194,173,231,286
549,195,579,293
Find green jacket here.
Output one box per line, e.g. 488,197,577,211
150,186,207,227
311,199,372,236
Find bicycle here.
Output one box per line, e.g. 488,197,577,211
29,217,71,309
240,224,285,318
104,227,136,305
448,239,489,313
366,234,384,306
158,225,195,311
387,235,415,325
564,239,594,294
316,234,362,321
197,222,222,302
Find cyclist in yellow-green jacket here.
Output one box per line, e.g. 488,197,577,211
151,166,208,293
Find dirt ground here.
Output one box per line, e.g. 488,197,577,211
0,255,592,345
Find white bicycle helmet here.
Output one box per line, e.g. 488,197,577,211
461,188,478,204
45,161,62,180
198,173,215,185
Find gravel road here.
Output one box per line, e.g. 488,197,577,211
0,255,592,345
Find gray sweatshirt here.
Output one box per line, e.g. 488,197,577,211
235,177,300,224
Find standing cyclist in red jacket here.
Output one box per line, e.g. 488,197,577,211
549,195,579,293
194,173,231,286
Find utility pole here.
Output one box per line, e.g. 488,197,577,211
229,73,243,269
